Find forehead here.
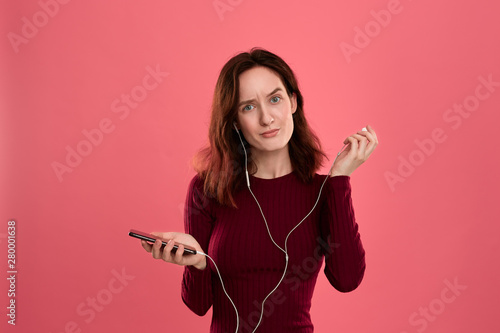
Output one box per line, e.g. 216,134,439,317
238,66,284,98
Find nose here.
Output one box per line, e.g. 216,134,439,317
259,106,274,127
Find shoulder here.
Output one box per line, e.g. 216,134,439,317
188,173,205,191
185,173,218,217
187,173,216,205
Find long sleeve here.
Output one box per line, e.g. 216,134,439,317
181,175,215,316
319,175,366,292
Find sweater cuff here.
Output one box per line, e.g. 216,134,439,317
327,175,351,190
185,264,210,277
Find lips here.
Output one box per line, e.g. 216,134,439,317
261,129,279,138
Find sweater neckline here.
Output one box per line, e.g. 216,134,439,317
248,170,296,183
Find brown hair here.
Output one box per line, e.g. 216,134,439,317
192,47,327,208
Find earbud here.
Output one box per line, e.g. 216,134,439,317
233,122,239,131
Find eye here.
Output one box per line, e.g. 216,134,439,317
243,105,254,111
270,96,281,103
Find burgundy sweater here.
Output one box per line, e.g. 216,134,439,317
181,171,365,332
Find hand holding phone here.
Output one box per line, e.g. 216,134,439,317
132,229,207,270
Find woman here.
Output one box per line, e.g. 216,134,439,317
141,48,378,332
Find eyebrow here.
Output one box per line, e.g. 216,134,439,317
238,87,283,108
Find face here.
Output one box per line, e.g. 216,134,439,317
235,66,297,157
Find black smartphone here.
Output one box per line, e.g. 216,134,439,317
129,229,197,255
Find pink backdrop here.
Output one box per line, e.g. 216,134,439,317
2,0,499,332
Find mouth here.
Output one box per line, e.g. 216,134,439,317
261,129,279,138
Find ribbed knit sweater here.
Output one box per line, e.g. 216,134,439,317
181,171,365,332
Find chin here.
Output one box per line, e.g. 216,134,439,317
255,142,289,154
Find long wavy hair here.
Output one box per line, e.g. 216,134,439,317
192,47,327,208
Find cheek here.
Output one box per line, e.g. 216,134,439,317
279,105,294,123
278,100,293,117
238,116,251,130
284,111,295,135
237,114,249,128
237,117,256,139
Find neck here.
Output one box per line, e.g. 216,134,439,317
250,146,293,179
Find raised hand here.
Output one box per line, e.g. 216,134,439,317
329,125,378,177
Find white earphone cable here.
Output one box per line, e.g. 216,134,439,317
196,251,240,331
226,124,349,332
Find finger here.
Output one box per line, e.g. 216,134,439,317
174,243,185,264
366,125,379,144
357,129,374,141
151,239,163,259
344,136,359,152
350,134,371,162
162,239,175,262
348,131,375,161
358,131,376,153
351,133,368,143
346,131,368,143
342,136,360,161
351,133,368,151
363,126,378,156
365,138,378,157
141,240,153,253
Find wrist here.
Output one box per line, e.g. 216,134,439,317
330,171,351,177
193,257,207,270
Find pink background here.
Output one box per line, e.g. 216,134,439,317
2,0,499,332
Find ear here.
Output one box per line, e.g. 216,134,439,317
290,92,297,114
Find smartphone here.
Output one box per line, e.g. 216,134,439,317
129,229,197,255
